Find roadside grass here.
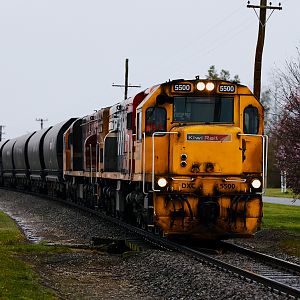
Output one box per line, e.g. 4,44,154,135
265,188,296,199
0,211,67,299
262,202,300,257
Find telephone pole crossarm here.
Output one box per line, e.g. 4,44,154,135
112,58,141,100
36,118,48,130
247,4,282,10
112,84,141,88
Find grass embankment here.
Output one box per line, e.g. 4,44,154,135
0,211,66,299
265,188,297,198
263,202,300,257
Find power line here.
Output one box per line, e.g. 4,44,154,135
153,5,245,74
168,16,254,76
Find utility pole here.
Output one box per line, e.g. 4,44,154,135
0,125,5,141
247,1,282,100
112,58,141,100
36,118,48,130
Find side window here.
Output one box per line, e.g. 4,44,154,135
137,111,142,141
244,106,259,134
145,107,167,136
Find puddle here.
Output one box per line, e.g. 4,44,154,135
12,215,43,243
0,205,42,243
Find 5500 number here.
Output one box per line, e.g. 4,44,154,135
219,183,236,190
173,84,191,92
218,85,235,93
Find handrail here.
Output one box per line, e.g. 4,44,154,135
171,177,195,181
89,144,92,184
152,131,179,192
130,134,136,181
237,133,268,193
125,133,130,175
224,178,247,183
95,142,98,179
142,132,147,194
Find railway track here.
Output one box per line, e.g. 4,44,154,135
2,187,300,298
217,241,300,298
59,195,300,299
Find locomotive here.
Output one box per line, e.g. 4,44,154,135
0,78,268,240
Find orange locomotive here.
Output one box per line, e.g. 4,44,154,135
0,78,268,240
63,78,267,239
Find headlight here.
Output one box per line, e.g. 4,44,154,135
196,82,206,91
206,82,215,91
251,179,261,189
157,177,167,188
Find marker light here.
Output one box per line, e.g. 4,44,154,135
181,153,187,160
157,177,168,188
180,161,187,167
251,179,262,189
206,82,215,91
196,82,206,91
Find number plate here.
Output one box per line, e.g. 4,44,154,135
219,183,236,190
172,83,192,93
218,84,236,93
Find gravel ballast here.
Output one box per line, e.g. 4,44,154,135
0,189,296,299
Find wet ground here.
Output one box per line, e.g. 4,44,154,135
263,196,300,206
0,189,298,299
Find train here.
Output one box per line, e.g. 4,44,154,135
0,78,268,240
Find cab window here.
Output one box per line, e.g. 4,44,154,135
145,107,167,136
244,106,259,134
173,96,233,123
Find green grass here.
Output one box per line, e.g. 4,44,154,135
0,211,66,299
263,202,300,257
265,188,297,198
263,202,300,233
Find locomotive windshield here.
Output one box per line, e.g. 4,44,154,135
173,96,234,123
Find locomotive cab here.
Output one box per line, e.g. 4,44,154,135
135,79,266,239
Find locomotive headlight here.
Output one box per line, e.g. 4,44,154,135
251,179,262,189
196,82,206,91
157,177,168,188
206,82,215,91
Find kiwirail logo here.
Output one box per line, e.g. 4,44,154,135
186,134,232,142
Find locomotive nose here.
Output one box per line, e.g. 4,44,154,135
169,126,243,175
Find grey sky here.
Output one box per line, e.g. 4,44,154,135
0,0,298,139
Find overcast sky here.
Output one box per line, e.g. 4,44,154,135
0,0,298,139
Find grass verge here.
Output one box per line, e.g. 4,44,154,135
264,188,297,199
0,211,67,299
262,202,300,257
